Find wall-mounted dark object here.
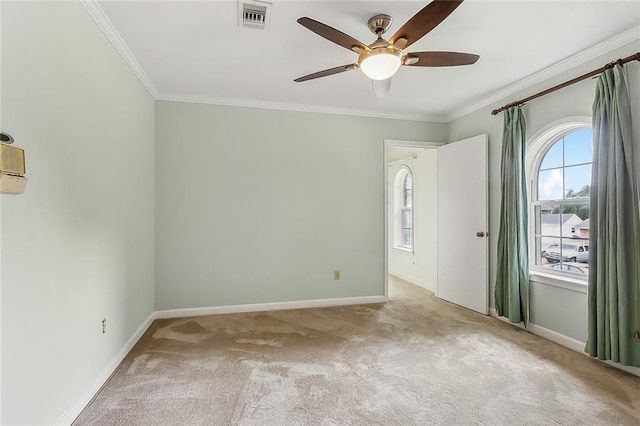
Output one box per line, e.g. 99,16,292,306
0,132,15,144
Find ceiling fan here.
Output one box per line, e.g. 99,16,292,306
294,0,479,97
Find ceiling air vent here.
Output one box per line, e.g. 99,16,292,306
239,0,272,30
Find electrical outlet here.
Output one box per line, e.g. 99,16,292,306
102,318,107,334
334,270,341,280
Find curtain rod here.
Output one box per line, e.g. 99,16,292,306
491,52,640,116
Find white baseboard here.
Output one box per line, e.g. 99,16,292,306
388,273,435,293
527,322,585,353
155,295,388,319
489,308,640,377
57,312,156,425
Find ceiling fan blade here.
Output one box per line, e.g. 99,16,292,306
403,51,479,67
294,64,358,82
389,1,464,50
297,17,368,53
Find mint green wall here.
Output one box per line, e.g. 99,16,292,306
448,40,640,342
154,101,446,310
1,1,638,423
1,2,155,424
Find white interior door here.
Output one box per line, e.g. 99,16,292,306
437,134,488,314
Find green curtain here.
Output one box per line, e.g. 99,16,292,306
495,107,529,325
586,64,640,366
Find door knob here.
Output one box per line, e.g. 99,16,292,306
476,231,485,238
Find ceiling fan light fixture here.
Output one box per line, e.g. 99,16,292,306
294,3,480,87
358,48,402,80
372,78,392,98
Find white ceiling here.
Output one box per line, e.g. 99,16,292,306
95,0,640,121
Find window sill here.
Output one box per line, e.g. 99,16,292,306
529,270,588,294
392,246,414,255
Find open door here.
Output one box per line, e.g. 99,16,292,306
437,134,489,314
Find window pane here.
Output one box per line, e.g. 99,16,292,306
402,210,412,228
403,171,413,207
564,129,593,166
540,236,561,267
562,204,590,243
404,188,412,208
557,241,589,264
402,229,411,247
564,164,591,199
537,205,562,267
536,206,560,237
558,209,579,238
404,172,412,190
540,139,563,170
559,205,590,275
564,200,589,223
538,168,564,200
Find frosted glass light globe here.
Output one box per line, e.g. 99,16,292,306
360,52,401,81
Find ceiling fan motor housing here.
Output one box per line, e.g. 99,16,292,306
368,14,393,35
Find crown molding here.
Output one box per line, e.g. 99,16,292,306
447,26,640,122
156,93,448,122
80,0,159,98
79,0,445,123
81,0,638,124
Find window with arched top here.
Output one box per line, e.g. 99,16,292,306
529,123,592,280
396,167,413,250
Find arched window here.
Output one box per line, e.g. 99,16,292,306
396,167,413,250
529,123,592,278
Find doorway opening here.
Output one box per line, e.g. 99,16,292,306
383,135,489,315
384,139,442,300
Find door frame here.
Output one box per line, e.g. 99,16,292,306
383,139,444,299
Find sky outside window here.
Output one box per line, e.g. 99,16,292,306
538,129,593,200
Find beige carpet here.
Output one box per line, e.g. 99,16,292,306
74,277,640,425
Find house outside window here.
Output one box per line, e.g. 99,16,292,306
529,124,592,280
396,167,413,250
